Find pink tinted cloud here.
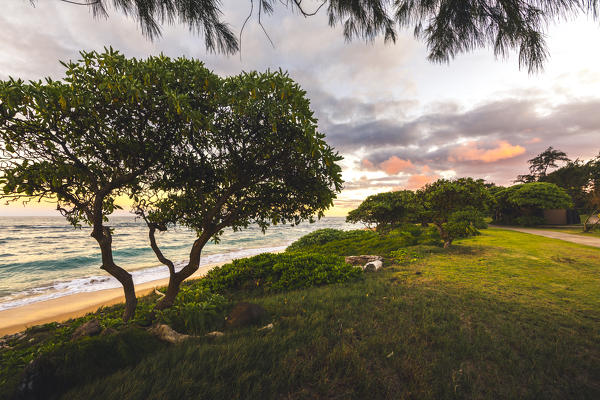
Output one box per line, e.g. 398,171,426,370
360,156,414,175
449,140,525,163
406,173,438,190
361,158,376,169
379,156,414,175
526,137,542,144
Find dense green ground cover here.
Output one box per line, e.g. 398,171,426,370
1,228,599,399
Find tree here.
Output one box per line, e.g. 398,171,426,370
493,182,572,226
544,160,591,210
135,70,343,309
583,154,600,231
54,0,600,72
346,190,419,231
418,178,491,247
516,146,570,182
0,49,219,321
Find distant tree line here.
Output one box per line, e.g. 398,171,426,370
346,178,491,248
346,147,600,244
515,147,600,230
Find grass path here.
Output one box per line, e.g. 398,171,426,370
497,226,600,248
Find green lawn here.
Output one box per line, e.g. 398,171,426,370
2,228,600,399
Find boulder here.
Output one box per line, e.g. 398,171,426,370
363,260,383,272
345,255,383,266
226,302,266,329
149,324,190,344
71,319,101,340
206,331,224,337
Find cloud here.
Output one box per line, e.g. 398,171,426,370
405,174,438,190
361,156,414,175
380,156,415,174
448,140,526,163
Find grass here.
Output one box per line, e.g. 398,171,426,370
2,228,600,399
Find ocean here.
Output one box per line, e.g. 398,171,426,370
0,216,353,311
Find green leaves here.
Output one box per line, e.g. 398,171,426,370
0,49,217,227
346,190,420,231
493,182,573,225
138,69,343,240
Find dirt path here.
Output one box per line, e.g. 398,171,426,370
498,227,600,248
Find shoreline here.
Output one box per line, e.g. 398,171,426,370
0,262,222,336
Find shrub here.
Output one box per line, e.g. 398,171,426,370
514,215,547,226
286,229,375,252
287,227,442,256
199,252,362,294
390,248,423,265
156,286,229,335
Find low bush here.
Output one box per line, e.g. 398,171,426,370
199,252,362,294
286,227,442,256
286,229,376,252
156,286,229,335
515,215,547,226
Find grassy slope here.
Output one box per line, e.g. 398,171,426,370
60,228,600,399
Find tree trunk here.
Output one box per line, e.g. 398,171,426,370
434,222,451,248
154,274,182,310
154,233,210,311
92,225,138,321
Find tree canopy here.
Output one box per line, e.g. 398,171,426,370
493,182,572,225
136,69,343,309
346,190,420,231
54,0,600,72
0,49,343,319
418,178,491,247
0,48,218,319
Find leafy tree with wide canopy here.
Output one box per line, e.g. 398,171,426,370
52,0,600,72
346,190,420,231
0,48,219,321
493,182,572,225
418,178,491,247
135,70,343,309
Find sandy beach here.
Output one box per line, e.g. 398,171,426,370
0,262,221,336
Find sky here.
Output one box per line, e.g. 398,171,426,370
1,1,600,217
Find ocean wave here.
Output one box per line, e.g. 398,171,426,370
0,245,287,311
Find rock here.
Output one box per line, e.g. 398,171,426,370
345,255,383,266
258,323,274,331
226,302,266,329
71,319,101,340
149,324,190,344
206,331,224,337
363,260,383,272
100,327,117,337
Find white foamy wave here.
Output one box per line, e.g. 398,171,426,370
0,245,286,311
